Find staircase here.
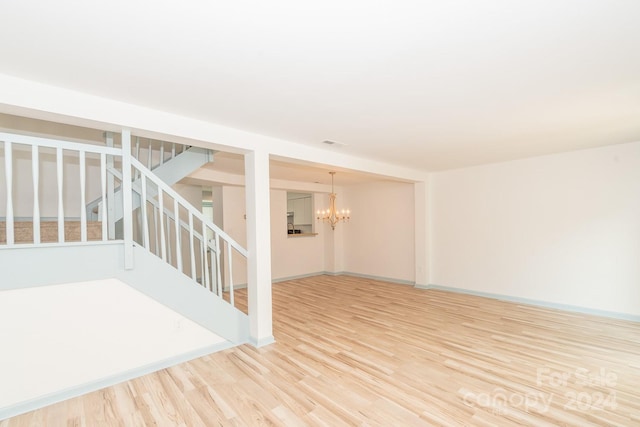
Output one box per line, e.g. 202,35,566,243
0,129,247,321
0,131,251,417
86,135,213,223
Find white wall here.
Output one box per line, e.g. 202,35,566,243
430,141,640,316
220,181,420,284
271,189,326,280
221,186,328,282
221,186,248,287
145,178,419,285
342,181,416,283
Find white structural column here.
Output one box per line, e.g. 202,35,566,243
244,149,274,347
414,179,430,288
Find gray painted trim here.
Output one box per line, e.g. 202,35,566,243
420,284,640,323
118,245,250,344
0,239,121,252
0,341,234,421
272,271,416,286
1,243,250,343
248,335,276,348
333,271,416,286
272,272,327,283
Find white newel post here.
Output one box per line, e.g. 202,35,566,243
244,149,274,347
414,179,430,288
121,130,134,270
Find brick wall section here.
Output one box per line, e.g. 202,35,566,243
0,221,102,244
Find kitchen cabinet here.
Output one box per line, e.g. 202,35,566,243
286,192,315,236
288,195,312,225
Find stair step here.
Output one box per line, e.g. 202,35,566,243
0,221,103,244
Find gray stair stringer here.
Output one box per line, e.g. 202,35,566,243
116,245,250,345
0,243,249,345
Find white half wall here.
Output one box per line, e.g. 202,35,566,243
430,141,640,316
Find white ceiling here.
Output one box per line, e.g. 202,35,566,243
1,1,639,171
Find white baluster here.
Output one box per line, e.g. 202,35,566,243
153,204,159,256
100,153,107,241
214,251,219,295
122,130,133,269
202,221,210,291
141,173,149,250
56,147,64,243
215,234,222,296
32,144,40,244
188,212,196,280
174,199,182,272
79,151,87,242
4,142,14,245
158,189,166,262
159,141,165,166
208,231,217,294
227,241,234,306
105,132,115,240
200,235,205,286
147,139,153,170
166,210,172,266
209,235,218,295
171,142,176,160
134,137,140,179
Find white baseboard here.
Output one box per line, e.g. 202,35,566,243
330,271,415,286
272,272,328,283
272,271,415,287
248,335,276,348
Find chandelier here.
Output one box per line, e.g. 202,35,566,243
317,172,350,230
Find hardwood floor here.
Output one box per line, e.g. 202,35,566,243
3,275,639,426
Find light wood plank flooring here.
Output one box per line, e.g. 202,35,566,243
3,275,639,426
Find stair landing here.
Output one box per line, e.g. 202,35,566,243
0,279,228,418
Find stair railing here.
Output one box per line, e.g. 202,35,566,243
97,156,242,298
1,132,121,246
1,131,245,308
132,136,188,175
128,157,247,304
86,136,190,221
